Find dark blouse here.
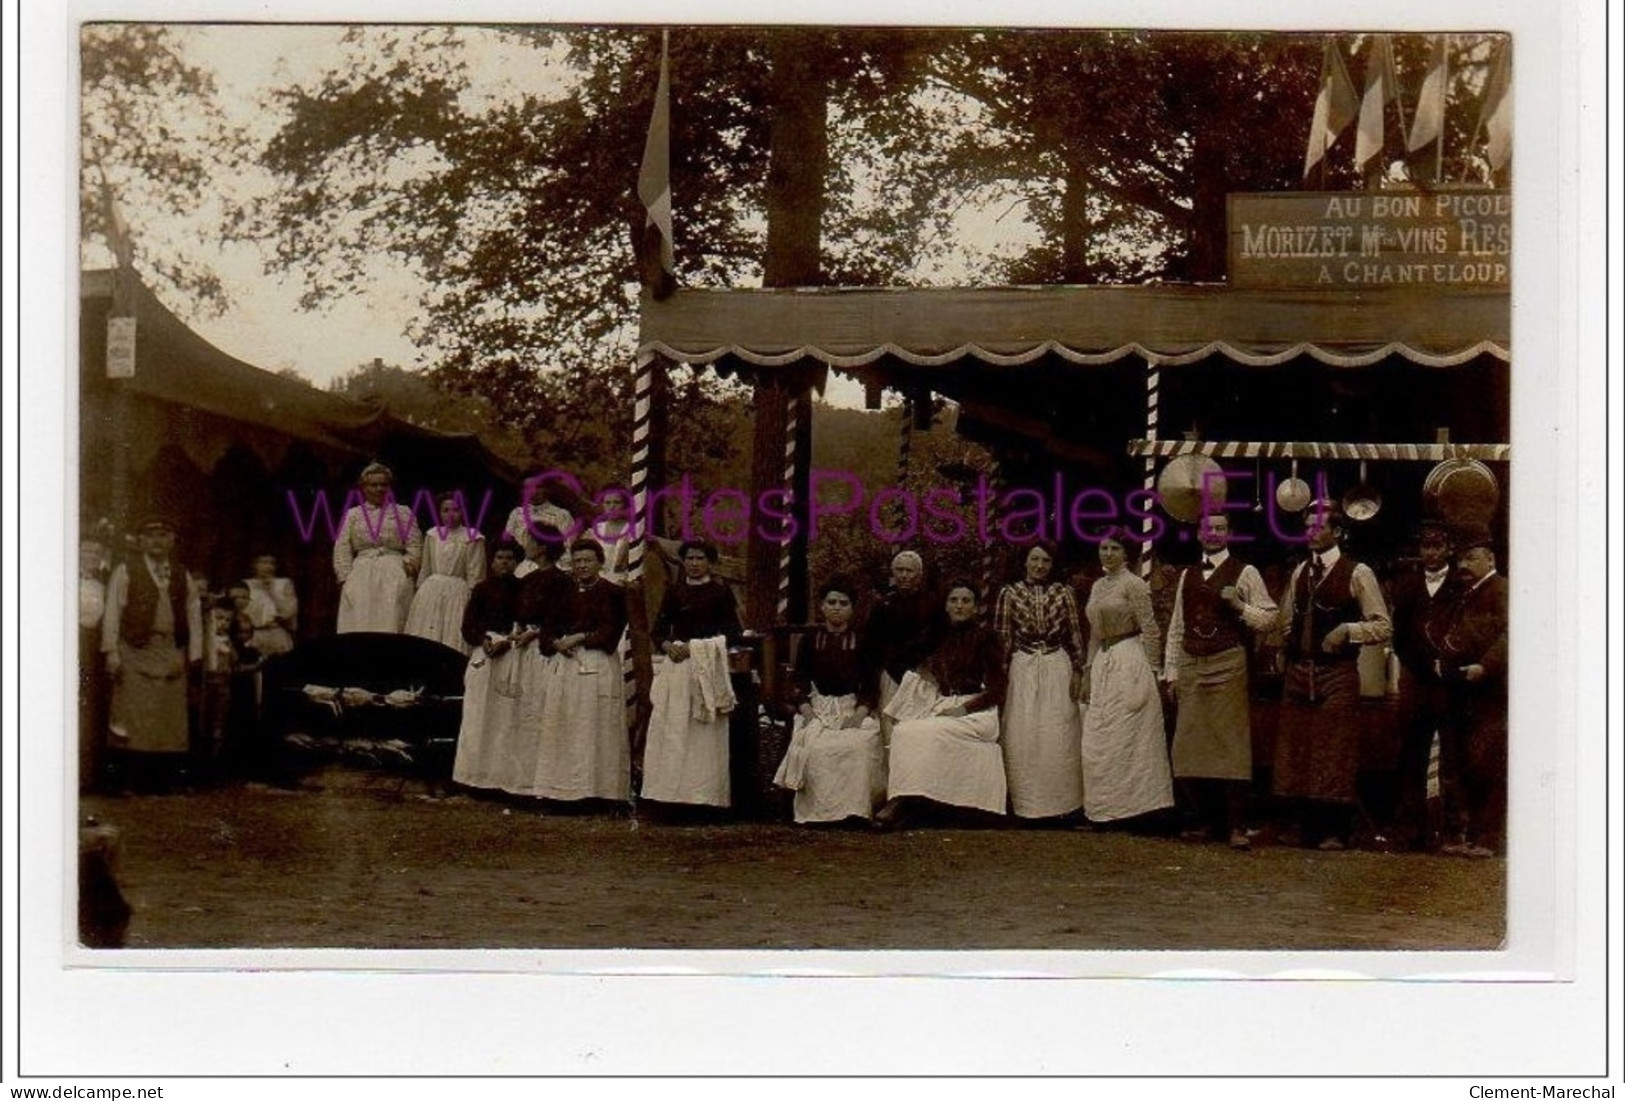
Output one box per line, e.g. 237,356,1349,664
550,577,629,654
864,586,945,683
921,620,1007,715
461,574,521,648
791,627,878,709
516,568,573,633
652,576,742,645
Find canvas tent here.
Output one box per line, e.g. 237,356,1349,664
81,269,521,636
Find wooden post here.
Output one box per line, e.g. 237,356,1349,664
788,385,813,625
626,349,670,763
745,374,791,631
1140,356,1160,577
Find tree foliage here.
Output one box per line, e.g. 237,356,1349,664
81,24,246,313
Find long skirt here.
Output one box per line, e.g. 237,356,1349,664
404,575,473,654
529,649,630,802
1002,649,1083,818
888,702,1007,815
773,692,885,823
1081,642,1174,822
337,554,412,634
451,647,526,791
1273,660,1361,804
108,637,189,754
641,656,730,807
878,671,901,747
1170,646,1252,781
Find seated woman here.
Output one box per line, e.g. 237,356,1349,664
242,554,297,657
642,539,742,809
450,543,526,792
773,577,884,824
405,492,487,654
528,538,631,805
876,580,1008,828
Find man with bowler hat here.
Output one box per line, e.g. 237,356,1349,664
1387,519,1465,850
1436,523,1509,858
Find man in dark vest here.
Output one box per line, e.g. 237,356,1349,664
1436,524,1509,858
101,517,202,792
1163,513,1278,850
1270,500,1391,850
1387,519,1464,850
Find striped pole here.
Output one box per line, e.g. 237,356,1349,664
893,394,914,536
625,350,657,736
776,393,797,624
980,457,1002,612
628,349,655,582
1140,358,1160,578
897,395,913,485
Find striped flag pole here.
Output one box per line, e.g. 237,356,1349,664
628,350,656,582
624,350,659,732
777,393,797,625
1140,359,1159,578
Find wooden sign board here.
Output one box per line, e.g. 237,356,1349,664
1227,190,1510,290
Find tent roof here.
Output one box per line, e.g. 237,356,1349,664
638,284,1510,369
82,269,520,484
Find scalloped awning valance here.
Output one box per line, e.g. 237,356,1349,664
639,284,1509,369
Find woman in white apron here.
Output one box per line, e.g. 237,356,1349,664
773,577,883,823
993,542,1086,821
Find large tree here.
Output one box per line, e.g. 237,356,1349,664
81,24,248,312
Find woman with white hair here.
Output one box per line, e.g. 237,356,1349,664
333,461,422,633
863,550,944,744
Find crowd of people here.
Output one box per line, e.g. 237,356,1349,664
79,461,1510,860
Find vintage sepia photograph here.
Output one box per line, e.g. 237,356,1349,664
70,22,1521,959
9,0,1614,1078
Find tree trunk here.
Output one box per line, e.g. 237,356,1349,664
1060,148,1091,282
1186,128,1228,282
762,32,831,286
747,31,831,629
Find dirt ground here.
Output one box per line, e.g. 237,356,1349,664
78,769,1505,953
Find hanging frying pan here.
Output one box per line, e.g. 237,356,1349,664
1342,461,1383,522
1423,458,1500,526
1275,460,1312,513
1157,454,1226,524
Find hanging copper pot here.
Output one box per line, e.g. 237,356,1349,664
1423,458,1499,526
1342,461,1383,522
1275,460,1312,513
1157,454,1226,524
